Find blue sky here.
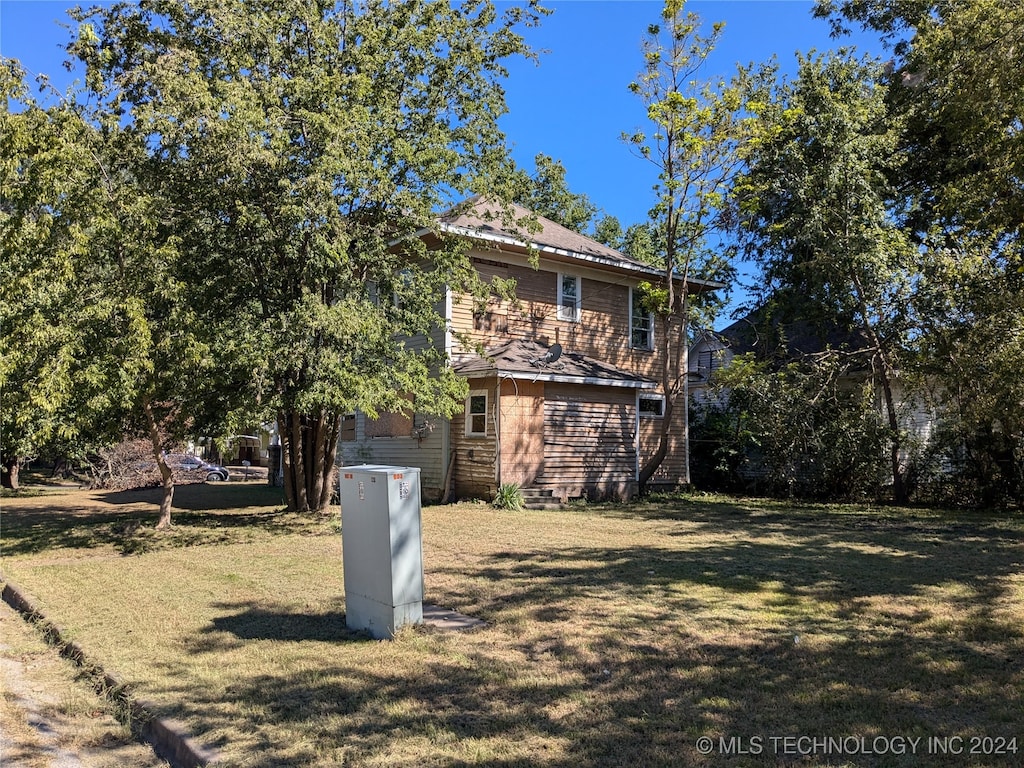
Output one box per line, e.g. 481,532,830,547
1,0,882,318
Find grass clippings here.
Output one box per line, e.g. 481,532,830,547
1,485,1022,767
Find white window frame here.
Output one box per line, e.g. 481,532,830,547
639,394,665,418
393,268,413,309
629,286,654,351
465,390,488,437
557,273,581,322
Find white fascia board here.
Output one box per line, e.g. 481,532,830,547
433,223,726,291
496,369,658,389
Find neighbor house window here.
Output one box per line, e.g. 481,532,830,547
393,268,413,309
697,349,722,379
557,273,581,322
340,413,356,441
639,394,665,418
630,287,654,350
465,390,488,436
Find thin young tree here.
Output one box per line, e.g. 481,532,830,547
624,0,762,490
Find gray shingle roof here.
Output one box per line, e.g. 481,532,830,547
439,197,724,291
441,196,648,267
453,339,657,389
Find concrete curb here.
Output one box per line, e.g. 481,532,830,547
1,577,217,768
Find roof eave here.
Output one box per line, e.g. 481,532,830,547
495,369,658,389
433,222,725,292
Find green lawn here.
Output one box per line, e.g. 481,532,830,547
1,485,1022,767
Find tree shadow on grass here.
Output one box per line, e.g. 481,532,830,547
142,505,1022,766
197,602,358,645
10,495,1024,766
155,605,1024,767
0,484,326,557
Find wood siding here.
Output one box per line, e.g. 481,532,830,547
498,379,544,487
449,248,694,491
638,410,688,485
337,412,448,502
450,377,499,499
452,255,665,380
539,384,637,499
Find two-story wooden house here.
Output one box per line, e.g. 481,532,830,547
338,198,724,502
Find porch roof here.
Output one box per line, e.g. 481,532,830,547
452,339,658,390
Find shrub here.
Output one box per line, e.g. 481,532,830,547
493,482,525,511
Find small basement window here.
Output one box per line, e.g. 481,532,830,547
465,390,488,436
639,394,665,418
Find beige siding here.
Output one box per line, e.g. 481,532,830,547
452,254,664,380
450,378,499,499
538,384,637,499
638,410,688,486
498,379,544,487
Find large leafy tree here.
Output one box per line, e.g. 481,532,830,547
69,0,545,513
1,59,209,524
816,0,1024,507
0,63,93,490
624,0,761,490
735,51,919,502
508,153,598,233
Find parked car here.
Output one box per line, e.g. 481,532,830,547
164,453,230,482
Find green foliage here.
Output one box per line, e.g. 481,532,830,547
493,482,525,511
691,354,887,499
507,153,598,234
804,1,1024,508
734,49,919,501
56,0,545,512
624,0,771,488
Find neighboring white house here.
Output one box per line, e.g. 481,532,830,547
689,310,940,470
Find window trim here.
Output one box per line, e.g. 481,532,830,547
639,394,665,418
557,273,581,323
465,390,489,437
629,286,654,351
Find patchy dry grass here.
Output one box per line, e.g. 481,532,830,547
1,487,1022,767
0,595,168,767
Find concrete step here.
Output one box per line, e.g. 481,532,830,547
519,487,555,498
522,501,563,511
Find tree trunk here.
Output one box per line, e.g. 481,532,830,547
638,292,690,493
850,272,908,504
874,355,908,505
144,398,174,529
280,410,340,513
2,456,20,490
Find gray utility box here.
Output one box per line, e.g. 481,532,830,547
339,465,424,639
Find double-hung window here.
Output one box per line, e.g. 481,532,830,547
557,273,581,322
630,287,653,350
465,391,488,436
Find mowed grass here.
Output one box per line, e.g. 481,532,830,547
1,484,1023,767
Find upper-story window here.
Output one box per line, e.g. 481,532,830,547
696,348,723,379
630,287,654,351
557,273,581,322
